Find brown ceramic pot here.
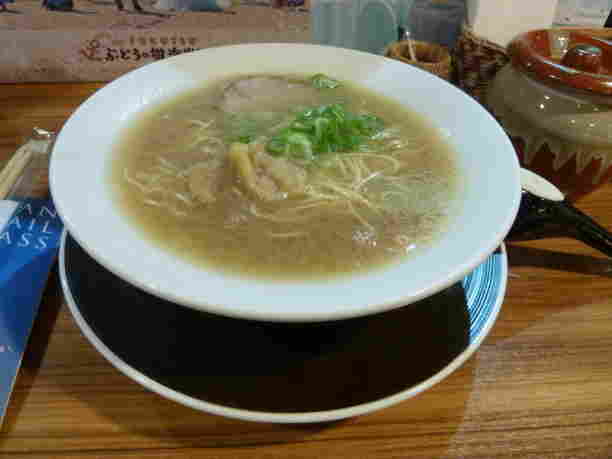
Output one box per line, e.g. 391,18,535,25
487,29,612,201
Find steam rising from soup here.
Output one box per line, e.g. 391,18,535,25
110,74,460,279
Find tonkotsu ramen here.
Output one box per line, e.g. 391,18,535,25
110,74,461,280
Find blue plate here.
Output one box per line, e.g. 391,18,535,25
60,232,507,422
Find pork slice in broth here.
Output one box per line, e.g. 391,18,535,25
220,77,320,113
188,157,226,204
228,143,307,201
253,149,307,193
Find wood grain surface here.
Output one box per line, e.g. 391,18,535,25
1,82,612,458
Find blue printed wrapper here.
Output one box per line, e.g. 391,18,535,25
0,198,63,423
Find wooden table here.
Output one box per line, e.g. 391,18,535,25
1,82,612,458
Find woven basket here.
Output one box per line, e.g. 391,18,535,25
385,40,452,81
453,23,509,105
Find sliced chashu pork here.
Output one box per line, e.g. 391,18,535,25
228,142,307,201
220,76,320,113
188,157,226,204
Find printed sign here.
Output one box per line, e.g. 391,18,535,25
0,1,311,82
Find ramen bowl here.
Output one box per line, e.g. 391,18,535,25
50,43,521,323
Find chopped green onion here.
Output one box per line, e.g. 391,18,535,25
266,103,385,161
311,74,342,89
225,112,282,144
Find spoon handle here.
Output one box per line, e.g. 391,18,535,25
563,202,612,257
506,191,612,257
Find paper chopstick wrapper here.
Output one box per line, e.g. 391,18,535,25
0,129,64,426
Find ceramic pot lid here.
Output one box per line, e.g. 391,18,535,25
508,29,612,96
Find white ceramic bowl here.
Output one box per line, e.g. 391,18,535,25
50,43,521,323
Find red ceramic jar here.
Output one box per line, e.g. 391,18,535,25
487,29,612,201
